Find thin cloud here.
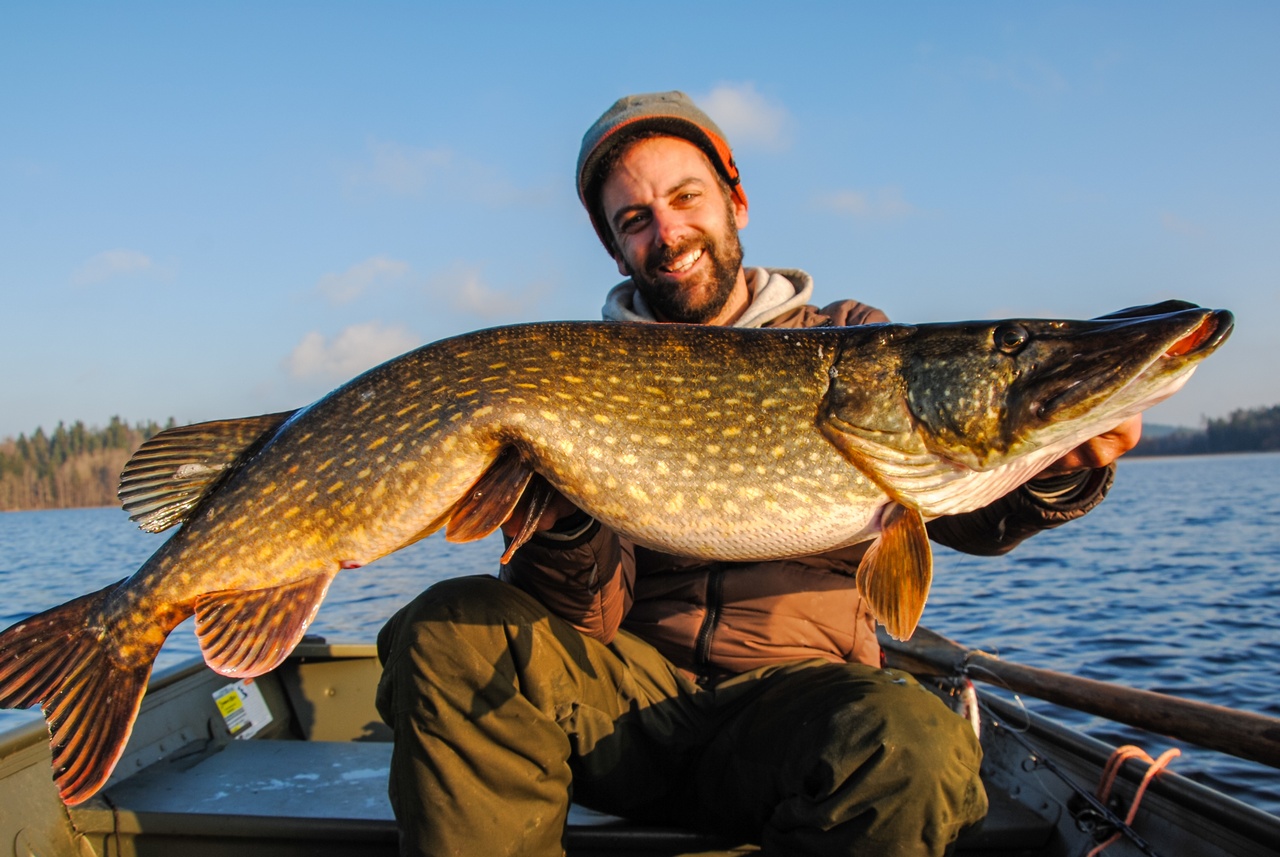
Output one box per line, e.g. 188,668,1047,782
71,249,156,286
817,187,916,221
1159,211,1205,238
694,83,792,152
316,255,411,304
968,54,1069,98
346,138,551,206
348,140,453,196
427,263,537,320
284,322,421,381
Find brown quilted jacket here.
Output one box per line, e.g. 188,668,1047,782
501,299,1115,684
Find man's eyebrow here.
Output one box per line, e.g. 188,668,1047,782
610,177,705,230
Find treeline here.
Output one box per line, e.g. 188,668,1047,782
0,417,174,511
1132,404,1280,456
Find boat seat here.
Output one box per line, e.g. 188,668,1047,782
79,740,1051,856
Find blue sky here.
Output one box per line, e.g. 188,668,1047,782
2,2,1276,441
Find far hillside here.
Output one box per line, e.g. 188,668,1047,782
0,417,172,512
1131,404,1280,456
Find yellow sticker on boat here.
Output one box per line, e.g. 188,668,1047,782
212,678,273,740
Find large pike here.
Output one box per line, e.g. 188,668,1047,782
0,301,1231,804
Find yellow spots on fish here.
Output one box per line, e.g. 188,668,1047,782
707,410,722,419
450,413,465,422
316,457,335,473
540,410,559,422
619,453,638,466
559,439,575,455
563,375,584,384
722,499,741,515
353,402,372,416
655,460,670,475
772,445,787,459
722,426,742,438
645,386,664,396
604,475,618,489
292,479,308,491
471,405,494,419
368,436,388,451
587,446,603,459
327,481,344,494
697,495,713,510
665,492,684,512
693,389,712,399
684,451,699,465
705,444,722,455
627,485,650,503
455,389,479,399
549,350,564,359
517,382,538,390
679,417,695,428
611,394,631,403
654,434,672,445
305,491,319,503
420,419,440,432
488,361,508,370
396,403,420,417
262,482,278,495
728,463,745,475
228,514,249,529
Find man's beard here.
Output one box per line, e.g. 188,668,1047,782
628,210,745,324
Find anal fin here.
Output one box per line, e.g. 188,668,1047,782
195,573,335,677
856,503,933,641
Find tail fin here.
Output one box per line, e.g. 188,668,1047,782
0,581,157,805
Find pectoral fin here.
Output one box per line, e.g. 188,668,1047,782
856,503,932,641
445,447,535,543
195,572,335,677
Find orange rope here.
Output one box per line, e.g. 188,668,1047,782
1086,744,1181,857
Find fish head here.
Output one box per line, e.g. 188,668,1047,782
822,303,1233,512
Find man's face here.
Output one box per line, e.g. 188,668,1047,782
600,136,749,325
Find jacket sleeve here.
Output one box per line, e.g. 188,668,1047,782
498,510,632,643
926,464,1116,556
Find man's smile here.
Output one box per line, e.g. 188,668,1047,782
660,247,704,275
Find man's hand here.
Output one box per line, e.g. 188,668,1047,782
1037,415,1143,477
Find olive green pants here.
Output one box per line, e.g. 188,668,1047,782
376,576,986,856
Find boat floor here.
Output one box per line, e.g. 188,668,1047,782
79,738,1051,856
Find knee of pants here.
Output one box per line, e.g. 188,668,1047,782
784,667,984,801
377,575,536,662
375,576,541,721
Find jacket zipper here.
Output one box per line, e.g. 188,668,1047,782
693,566,726,681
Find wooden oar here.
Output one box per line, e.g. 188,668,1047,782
881,627,1280,770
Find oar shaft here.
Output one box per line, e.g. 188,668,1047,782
882,628,1280,770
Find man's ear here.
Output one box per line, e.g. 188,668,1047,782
732,198,749,230
612,249,632,277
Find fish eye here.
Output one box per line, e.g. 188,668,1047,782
994,324,1028,353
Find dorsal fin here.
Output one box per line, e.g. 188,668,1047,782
119,410,298,532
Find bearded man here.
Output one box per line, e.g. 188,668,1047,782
375,91,1137,857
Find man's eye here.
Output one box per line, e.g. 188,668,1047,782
620,212,649,233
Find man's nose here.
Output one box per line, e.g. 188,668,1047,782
651,208,690,247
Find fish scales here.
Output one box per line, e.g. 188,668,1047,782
0,306,1233,805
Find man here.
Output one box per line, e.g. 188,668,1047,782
376,91,1138,856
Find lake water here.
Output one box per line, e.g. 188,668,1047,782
1,453,1277,816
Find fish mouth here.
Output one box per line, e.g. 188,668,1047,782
1035,307,1234,422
